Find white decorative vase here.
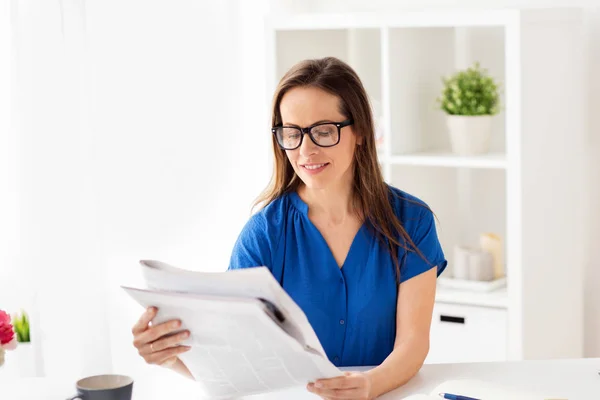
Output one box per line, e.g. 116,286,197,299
447,115,492,155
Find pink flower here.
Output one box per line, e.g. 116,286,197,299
0,310,17,350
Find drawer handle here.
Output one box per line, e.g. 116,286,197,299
440,315,465,324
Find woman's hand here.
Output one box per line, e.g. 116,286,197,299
307,371,373,400
131,306,191,368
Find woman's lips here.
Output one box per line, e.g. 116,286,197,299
301,163,329,175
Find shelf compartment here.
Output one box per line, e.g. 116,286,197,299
386,26,506,156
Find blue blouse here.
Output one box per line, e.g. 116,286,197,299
228,185,447,367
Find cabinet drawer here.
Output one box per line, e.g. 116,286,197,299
425,302,507,364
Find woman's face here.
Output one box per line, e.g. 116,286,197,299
279,86,359,191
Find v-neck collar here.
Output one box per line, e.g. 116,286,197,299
289,190,366,270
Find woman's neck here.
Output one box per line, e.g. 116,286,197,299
298,181,356,225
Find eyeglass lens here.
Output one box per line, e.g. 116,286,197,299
275,124,339,149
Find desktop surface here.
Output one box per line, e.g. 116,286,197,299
0,358,598,399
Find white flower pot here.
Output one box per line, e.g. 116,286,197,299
447,115,493,155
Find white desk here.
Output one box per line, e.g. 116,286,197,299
249,358,599,400
376,358,599,399
1,358,598,399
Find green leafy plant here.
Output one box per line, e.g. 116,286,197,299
438,62,501,116
12,310,30,343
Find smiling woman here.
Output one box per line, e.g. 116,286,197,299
244,58,446,398
130,57,448,400
234,58,447,399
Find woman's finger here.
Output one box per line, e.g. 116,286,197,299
140,330,190,355
145,345,191,365
135,319,182,348
131,307,157,335
314,375,361,390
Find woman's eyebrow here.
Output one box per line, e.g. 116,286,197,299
282,119,333,128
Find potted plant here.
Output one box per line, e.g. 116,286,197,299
437,62,501,155
12,310,30,344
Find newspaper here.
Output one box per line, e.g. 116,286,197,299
122,260,342,399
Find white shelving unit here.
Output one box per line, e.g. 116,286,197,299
265,8,586,363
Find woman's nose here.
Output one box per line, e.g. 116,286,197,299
299,133,318,157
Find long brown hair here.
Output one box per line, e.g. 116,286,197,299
254,57,430,283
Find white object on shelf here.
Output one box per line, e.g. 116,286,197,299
452,245,496,281
453,245,472,280
438,277,507,292
468,251,495,281
447,115,493,155
480,233,504,279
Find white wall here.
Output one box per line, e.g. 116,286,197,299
2,0,273,382
86,0,272,380
0,0,19,314
3,0,103,379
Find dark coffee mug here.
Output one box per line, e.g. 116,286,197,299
66,374,133,400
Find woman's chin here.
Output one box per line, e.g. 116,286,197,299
299,176,332,190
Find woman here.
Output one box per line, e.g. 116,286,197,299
132,57,447,399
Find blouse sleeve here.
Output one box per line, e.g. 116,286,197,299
399,206,448,284
227,213,273,271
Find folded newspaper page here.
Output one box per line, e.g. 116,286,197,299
122,260,342,399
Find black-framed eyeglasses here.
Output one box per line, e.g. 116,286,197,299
272,119,354,150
